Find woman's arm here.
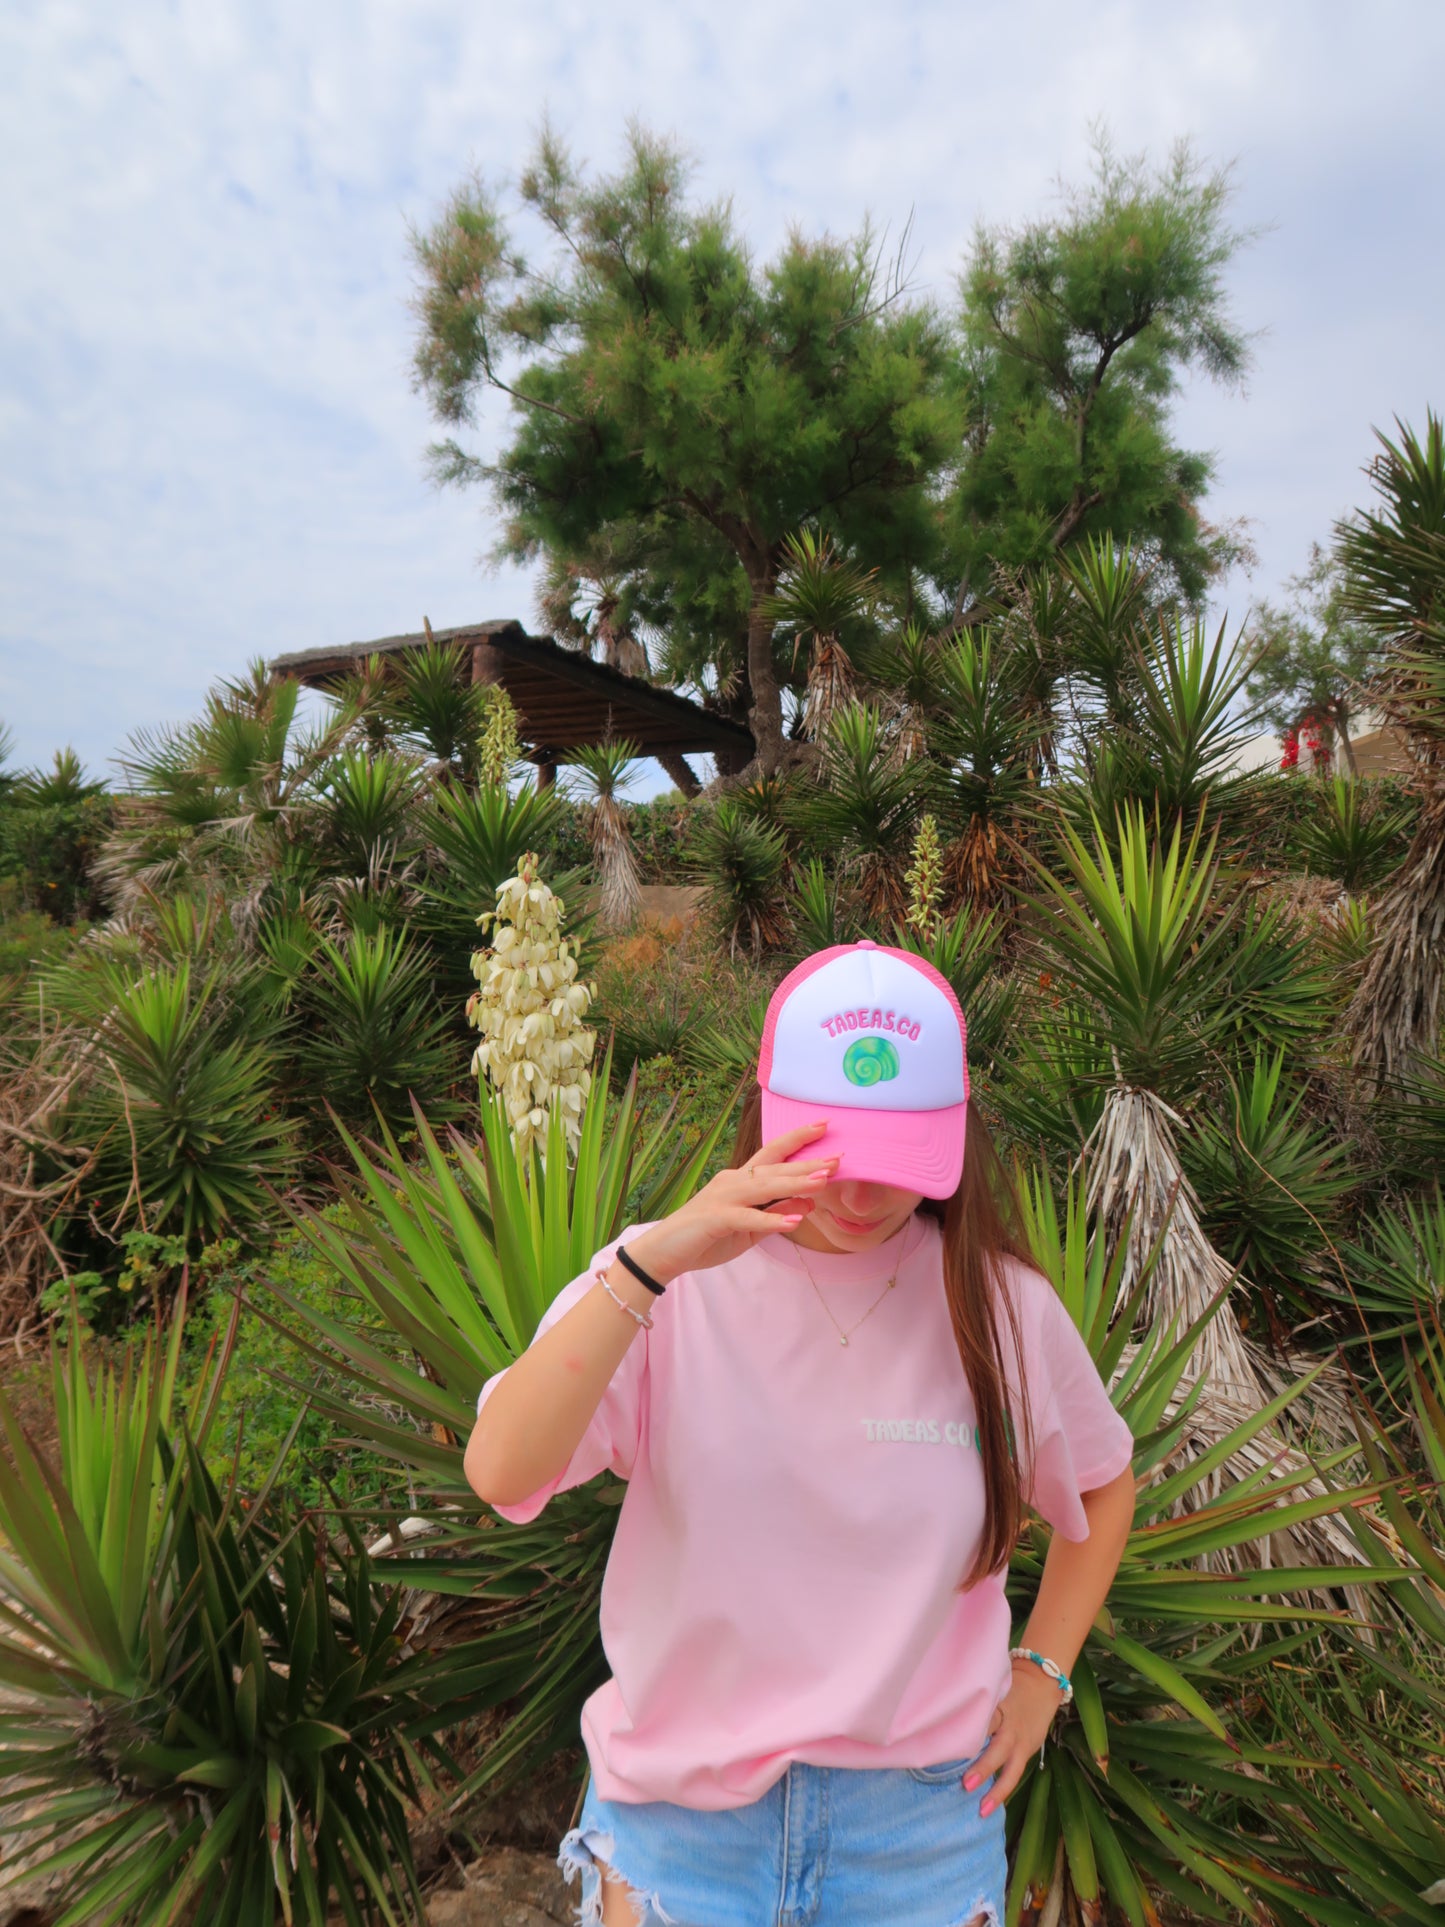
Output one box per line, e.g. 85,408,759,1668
961,1462,1137,1816
1016,1461,1137,1677
465,1252,656,1507
464,1123,837,1508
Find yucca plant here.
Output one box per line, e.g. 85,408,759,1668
570,739,642,931
59,959,298,1246
1125,610,1262,829
689,797,790,956
315,746,424,876
1336,413,1445,1091
298,926,460,1136
787,854,852,955
992,1007,1114,1160
763,528,877,741
859,618,944,762
384,631,489,778
1294,771,1415,895
1023,802,1367,1571
100,667,350,917
417,776,571,1002
798,703,920,924
1055,537,1156,738
998,1163,1412,1927
1182,1046,1357,1328
927,630,1038,909
1326,1187,1445,1403
0,1299,431,1925
261,1053,739,1804
1254,1298,1445,1918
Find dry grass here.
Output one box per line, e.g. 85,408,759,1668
0,1018,93,1347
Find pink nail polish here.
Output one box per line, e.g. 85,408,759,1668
979,1798,993,1816
962,1774,978,1790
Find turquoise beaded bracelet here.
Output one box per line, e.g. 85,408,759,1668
1008,1646,1073,1701
1008,1647,1072,1766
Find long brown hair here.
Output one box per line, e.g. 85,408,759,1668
731,1085,1038,1591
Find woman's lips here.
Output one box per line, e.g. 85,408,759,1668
830,1213,884,1236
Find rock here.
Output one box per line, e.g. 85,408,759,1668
426,1845,575,1925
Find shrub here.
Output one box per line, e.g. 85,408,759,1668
297,925,462,1136
59,959,299,1248
179,1221,397,1514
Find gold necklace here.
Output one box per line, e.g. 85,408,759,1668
793,1243,901,1346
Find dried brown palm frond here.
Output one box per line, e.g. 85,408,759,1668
764,529,877,743
1344,784,1445,1095
942,815,1015,909
1333,415,1445,1093
1082,1082,1376,1618
571,741,643,931
801,634,859,743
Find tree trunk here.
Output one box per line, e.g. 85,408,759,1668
655,749,701,798
743,560,786,775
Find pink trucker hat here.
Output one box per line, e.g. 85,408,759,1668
757,940,969,1199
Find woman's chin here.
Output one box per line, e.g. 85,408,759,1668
815,1213,904,1249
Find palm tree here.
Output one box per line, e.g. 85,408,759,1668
763,529,878,743
100,665,350,917
798,703,921,925
570,740,642,931
1023,803,1371,1581
1336,414,1445,1093
927,631,1039,909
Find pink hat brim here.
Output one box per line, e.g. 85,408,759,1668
759,1087,966,1200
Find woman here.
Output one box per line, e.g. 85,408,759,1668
467,940,1137,1927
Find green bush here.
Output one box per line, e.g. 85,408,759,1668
55,958,299,1249
0,780,113,922
179,1220,399,1515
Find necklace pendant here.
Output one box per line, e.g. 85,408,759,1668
839,1334,849,1345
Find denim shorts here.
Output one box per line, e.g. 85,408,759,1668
556,1742,1005,1927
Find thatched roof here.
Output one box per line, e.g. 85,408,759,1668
268,620,753,773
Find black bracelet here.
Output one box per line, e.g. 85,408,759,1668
615,1244,666,1297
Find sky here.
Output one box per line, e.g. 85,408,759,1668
2,0,1441,795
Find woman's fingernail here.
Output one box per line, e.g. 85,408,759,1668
979,1798,994,1816
962,1774,978,1790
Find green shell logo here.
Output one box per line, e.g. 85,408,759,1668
842,1036,900,1086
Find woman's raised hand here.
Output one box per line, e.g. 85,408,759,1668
624,1123,836,1287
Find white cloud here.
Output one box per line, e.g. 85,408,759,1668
1,0,1441,790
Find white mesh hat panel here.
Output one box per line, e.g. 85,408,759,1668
764,947,966,1112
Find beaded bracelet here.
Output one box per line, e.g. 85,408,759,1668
595,1266,654,1330
1009,1646,1072,1767
1008,1646,1073,1702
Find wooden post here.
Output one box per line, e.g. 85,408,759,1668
535,759,557,790
470,638,506,686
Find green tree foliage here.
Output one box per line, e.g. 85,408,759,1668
1245,543,1383,772
946,134,1255,612
0,745,112,922
409,121,961,771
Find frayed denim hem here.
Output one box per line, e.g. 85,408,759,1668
946,1898,1002,1927
558,1822,682,1927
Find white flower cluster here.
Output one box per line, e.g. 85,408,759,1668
465,851,596,1160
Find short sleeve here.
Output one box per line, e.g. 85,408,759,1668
1004,1262,1135,1543
473,1225,653,1524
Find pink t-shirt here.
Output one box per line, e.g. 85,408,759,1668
474,1212,1134,1811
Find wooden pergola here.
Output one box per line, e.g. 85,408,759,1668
268,619,753,795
